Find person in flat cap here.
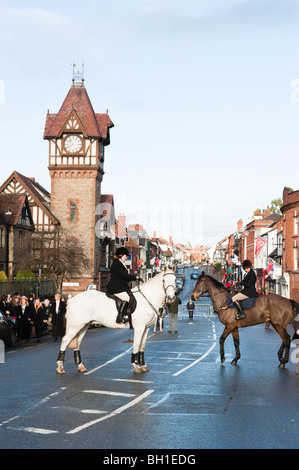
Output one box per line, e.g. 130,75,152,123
106,247,139,323
231,259,257,320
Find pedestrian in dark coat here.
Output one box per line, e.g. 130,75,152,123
7,296,21,338
33,298,47,342
187,298,195,320
50,293,66,341
19,296,34,344
168,295,182,333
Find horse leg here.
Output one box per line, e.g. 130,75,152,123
219,326,232,364
56,325,87,374
138,326,150,372
231,328,241,365
132,326,146,374
271,323,291,368
74,324,89,373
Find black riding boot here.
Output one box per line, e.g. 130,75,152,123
116,300,128,324
234,301,246,320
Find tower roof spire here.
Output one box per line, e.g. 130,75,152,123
71,60,85,84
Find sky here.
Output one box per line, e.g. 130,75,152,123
0,0,299,246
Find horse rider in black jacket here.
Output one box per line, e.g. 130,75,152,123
232,259,258,320
106,247,139,323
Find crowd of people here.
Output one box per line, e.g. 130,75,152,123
0,292,69,344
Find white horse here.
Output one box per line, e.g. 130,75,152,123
56,268,176,374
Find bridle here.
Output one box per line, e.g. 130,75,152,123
196,277,229,314
137,272,176,318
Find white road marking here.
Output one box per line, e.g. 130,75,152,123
173,342,217,376
66,390,154,434
107,378,153,384
84,346,133,375
8,426,58,434
83,390,136,397
0,387,67,428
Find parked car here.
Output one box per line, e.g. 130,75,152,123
175,279,183,292
0,313,16,347
191,272,199,279
193,264,199,270
86,284,97,291
176,273,185,285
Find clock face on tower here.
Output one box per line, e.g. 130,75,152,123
64,135,83,153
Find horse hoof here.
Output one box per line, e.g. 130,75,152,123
133,366,143,374
78,364,87,373
56,368,65,374
231,359,238,365
221,357,225,364
278,363,285,369
141,365,150,372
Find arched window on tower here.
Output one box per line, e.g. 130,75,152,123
70,201,77,222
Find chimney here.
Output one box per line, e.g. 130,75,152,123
263,206,271,219
118,213,126,239
237,219,243,230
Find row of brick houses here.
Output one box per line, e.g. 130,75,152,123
210,187,299,301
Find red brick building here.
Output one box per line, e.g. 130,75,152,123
281,187,299,300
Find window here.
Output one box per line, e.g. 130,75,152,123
0,228,4,247
19,231,26,249
294,246,298,271
70,202,76,222
295,215,298,235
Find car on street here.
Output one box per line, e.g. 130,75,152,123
191,272,199,279
0,313,16,347
193,264,199,270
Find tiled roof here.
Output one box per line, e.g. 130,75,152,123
0,171,59,225
43,82,114,141
0,194,33,227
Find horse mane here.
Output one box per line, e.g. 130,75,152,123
205,274,228,291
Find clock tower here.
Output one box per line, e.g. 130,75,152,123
43,79,114,292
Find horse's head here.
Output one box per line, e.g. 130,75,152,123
191,271,207,301
163,268,176,303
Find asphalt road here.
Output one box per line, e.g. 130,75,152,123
1,267,299,451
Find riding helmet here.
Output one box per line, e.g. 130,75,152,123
242,259,252,269
116,247,129,257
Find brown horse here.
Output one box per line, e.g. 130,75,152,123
191,271,298,368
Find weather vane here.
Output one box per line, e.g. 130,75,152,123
71,60,85,83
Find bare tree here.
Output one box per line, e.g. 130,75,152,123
28,229,90,294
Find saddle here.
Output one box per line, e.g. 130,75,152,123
226,295,258,310
105,293,137,328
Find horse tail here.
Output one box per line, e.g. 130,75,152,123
290,299,299,318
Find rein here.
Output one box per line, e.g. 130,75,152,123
137,272,175,318
200,278,230,314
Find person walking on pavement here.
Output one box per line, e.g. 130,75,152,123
50,293,66,341
187,298,195,320
33,298,48,343
154,301,165,333
168,294,181,334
